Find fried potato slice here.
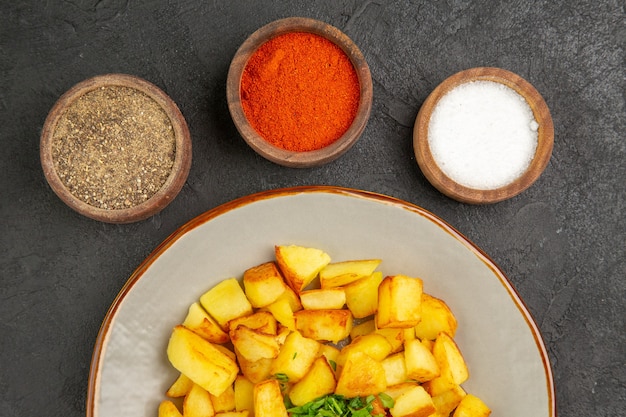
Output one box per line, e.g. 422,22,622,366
319,259,381,288
158,400,183,417
200,278,253,330
289,356,337,406
167,325,238,397
335,351,387,397
253,379,288,417
376,275,423,329
243,262,287,308
275,245,331,293
295,309,353,343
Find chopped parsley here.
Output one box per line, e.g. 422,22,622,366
287,393,394,417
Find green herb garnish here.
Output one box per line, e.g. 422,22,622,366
287,393,394,417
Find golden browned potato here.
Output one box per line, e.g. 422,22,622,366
200,278,253,330
275,245,331,293
452,394,491,417
243,262,287,308
294,309,353,343
343,271,383,318
215,411,250,417
165,373,193,398
404,339,440,383
182,302,229,344
167,325,238,397
335,351,387,397
319,259,381,288
337,333,393,366
229,311,277,335
430,384,466,417
288,356,337,406
381,352,408,386
183,384,215,417
158,400,183,417
389,384,435,417
376,275,423,329
414,293,458,340
432,332,469,385
270,330,320,382
253,379,288,417
210,383,236,413
235,350,273,384
229,326,280,362
299,288,346,310
233,375,255,416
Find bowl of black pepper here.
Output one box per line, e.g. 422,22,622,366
40,74,192,223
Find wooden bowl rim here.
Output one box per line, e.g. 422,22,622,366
413,67,554,204
226,17,373,168
40,73,192,223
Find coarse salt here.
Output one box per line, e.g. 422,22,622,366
428,80,539,190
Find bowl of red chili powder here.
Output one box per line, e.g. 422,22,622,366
227,17,373,168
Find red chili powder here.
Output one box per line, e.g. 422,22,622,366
240,32,360,152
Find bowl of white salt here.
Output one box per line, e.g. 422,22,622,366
414,67,553,204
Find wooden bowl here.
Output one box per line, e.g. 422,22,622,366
226,17,373,168
414,67,554,204
40,74,192,223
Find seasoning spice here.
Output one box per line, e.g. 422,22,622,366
240,32,360,152
51,85,176,210
428,80,539,190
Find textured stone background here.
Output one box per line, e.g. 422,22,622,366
0,1,624,416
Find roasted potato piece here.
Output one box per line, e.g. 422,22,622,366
376,326,406,353
404,339,440,383
319,259,381,288
381,352,409,386
317,344,341,372
295,309,353,343
289,356,337,406
389,384,435,417
275,245,331,293
335,351,387,397
270,330,320,382
158,400,183,417
452,394,491,417
432,332,469,385
253,379,288,417
210,383,236,413
414,293,458,340
344,271,383,318
216,412,250,417
200,278,253,330
234,375,255,416
300,288,346,310
229,311,277,335
230,326,280,362
377,275,423,329
167,325,238,396
236,350,273,384
266,297,297,331
165,373,193,398
182,302,230,344
243,262,287,308
183,383,215,417
350,319,376,339
431,384,466,417
337,333,392,366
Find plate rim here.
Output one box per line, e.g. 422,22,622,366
86,185,555,417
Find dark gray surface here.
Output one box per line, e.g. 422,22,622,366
1,1,624,416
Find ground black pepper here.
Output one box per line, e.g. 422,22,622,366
51,85,176,210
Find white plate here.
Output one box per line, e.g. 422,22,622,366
87,186,555,417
